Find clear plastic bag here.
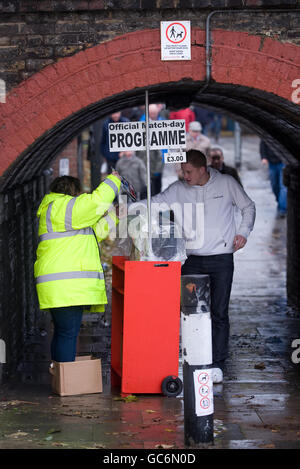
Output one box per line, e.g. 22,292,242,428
128,209,187,263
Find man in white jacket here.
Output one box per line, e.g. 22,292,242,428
130,149,256,382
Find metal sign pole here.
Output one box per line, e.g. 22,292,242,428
234,121,242,169
145,90,153,258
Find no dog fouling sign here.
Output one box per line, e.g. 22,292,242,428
161,21,191,61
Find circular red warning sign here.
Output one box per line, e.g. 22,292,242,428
198,384,210,397
198,372,209,385
166,22,187,44
200,397,211,410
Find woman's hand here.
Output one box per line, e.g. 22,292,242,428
111,169,121,180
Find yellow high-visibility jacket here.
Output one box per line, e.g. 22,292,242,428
34,174,121,312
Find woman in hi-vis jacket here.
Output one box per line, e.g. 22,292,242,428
34,172,121,363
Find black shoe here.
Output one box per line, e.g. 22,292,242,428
276,210,286,219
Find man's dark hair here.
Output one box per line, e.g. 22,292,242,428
50,176,81,197
186,150,207,168
209,146,223,156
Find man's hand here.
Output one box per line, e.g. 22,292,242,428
233,235,247,252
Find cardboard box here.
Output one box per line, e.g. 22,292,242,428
50,355,103,396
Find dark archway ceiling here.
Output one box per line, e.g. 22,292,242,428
1,80,300,192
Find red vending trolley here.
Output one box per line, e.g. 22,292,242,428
111,256,182,396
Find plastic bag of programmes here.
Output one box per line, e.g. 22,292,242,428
128,209,187,263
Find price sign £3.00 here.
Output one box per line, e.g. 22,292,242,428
165,148,186,164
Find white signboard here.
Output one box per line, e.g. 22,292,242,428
161,21,191,61
109,119,186,152
59,158,69,176
193,369,214,417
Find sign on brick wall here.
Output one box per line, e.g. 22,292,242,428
160,21,191,61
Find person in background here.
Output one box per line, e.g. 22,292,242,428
100,112,129,173
169,106,196,133
34,172,121,363
116,150,147,200
260,140,287,217
208,146,242,186
193,107,215,136
210,113,223,142
186,121,211,156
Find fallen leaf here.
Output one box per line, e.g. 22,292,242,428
185,283,196,294
123,394,138,402
5,432,29,438
114,394,138,402
11,400,38,405
259,443,275,449
120,431,139,437
47,428,61,434
164,428,174,432
155,444,175,449
254,362,266,370
145,409,156,413
1,400,38,407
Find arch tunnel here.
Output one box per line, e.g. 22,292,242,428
0,28,300,381
1,80,300,191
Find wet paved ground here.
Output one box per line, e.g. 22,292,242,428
0,134,300,451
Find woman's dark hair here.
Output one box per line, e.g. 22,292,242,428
186,150,207,168
50,176,82,197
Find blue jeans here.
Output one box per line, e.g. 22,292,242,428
268,162,287,214
50,306,83,362
182,254,234,365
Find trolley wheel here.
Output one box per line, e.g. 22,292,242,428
161,375,183,397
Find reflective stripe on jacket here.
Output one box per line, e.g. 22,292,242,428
34,175,120,311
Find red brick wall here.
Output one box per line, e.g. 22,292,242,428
0,28,299,180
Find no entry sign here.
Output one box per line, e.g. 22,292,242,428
109,119,186,152
161,21,191,61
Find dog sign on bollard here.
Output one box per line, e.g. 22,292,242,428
181,275,214,445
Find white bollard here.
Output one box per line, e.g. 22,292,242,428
181,275,214,445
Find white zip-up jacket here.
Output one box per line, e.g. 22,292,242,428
130,167,255,256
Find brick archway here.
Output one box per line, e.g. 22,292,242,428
1,25,300,382
0,27,300,189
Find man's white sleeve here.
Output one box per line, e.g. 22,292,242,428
229,177,256,238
